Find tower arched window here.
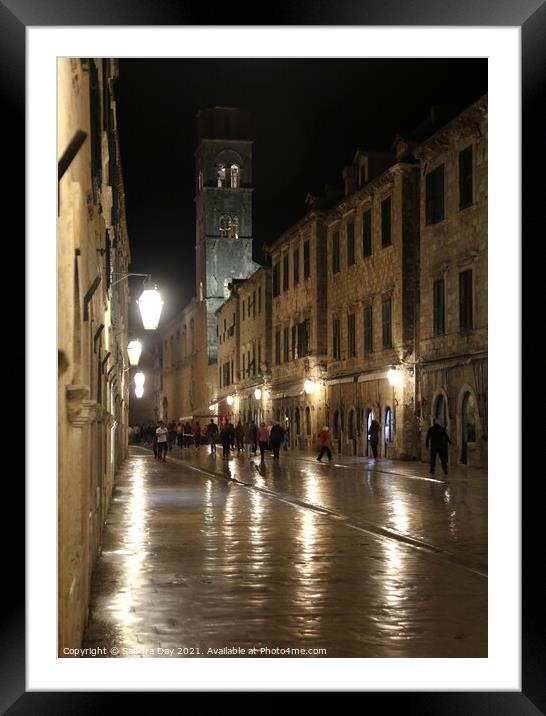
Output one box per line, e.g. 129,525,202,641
231,216,239,238
230,164,240,188
217,164,226,187
219,216,226,237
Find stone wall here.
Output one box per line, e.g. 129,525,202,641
415,95,488,467
58,58,130,654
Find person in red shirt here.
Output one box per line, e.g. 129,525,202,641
317,426,333,463
258,422,269,462
192,421,201,450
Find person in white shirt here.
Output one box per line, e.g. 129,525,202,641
156,421,169,462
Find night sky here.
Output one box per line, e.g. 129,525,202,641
116,58,487,335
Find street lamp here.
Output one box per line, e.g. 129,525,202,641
135,386,144,399
254,387,262,400
304,379,315,395
134,372,145,388
388,367,402,386
226,395,234,406
137,280,164,330
111,273,164,330
127,339,143,366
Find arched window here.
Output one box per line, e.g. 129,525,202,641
348,409,356,440
305,406,311,435
295,407,301,435
365,409,374,455
231,216,239,238
217,164,226,187
230,164,240,188
384,407,393,443
219,216,226,237
276,408,281,422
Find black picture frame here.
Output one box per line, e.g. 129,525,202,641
9,0,544,709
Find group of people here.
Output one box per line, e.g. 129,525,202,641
144,414,452,475
203,418,289,462
315,417,451,476
147,418,292,463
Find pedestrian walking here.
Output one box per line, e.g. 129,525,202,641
258,422,269,461
270,421,284,461
426,419,452,476
220,423,231,460
243,421,253,455
316,426,333,462
227,420,235,450
183,421,192,448
156,421,168,462
167,421,176,450
368,418,380,459
235,420,245,452
176,421,183,447
207,418,219,454
250,420,258,455
192,421,202,450
152,424,159,458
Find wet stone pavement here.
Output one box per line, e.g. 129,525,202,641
82,444,487,658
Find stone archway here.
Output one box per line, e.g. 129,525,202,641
364,408,374,456
459,387,478,465
348,408,357,455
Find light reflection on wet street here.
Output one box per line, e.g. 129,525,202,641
83,446,487,657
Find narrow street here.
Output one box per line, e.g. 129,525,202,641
82,445,487,658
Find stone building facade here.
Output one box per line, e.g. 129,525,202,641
161,299,212,423
414,95,488,468
325,154,421,459
269,213,329,450
160,97,487,468
215,268,272,424
58,58,130,653
216,284,240,418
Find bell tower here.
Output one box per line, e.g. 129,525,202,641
194,107,259,362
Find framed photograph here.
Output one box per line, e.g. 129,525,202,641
9,0,543,707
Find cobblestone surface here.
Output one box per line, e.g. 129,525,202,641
82,445,487,658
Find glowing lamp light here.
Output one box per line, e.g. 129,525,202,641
127,340,142,366
209,403,217,412
226,395,234,406
137,283,164,330
134,372,145,388
304,379,315,395
135,386,144,399
254,388,262,400
388,368,402,386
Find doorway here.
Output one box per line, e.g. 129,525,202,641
461,391,477,464
348,409,357,455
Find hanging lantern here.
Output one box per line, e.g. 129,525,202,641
127,339,142,366
135,386,144,399
304,379,315,395
226,395,234,406
137,281,164,330
134,371,145,388
254,387,262,400
388,368,402,386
